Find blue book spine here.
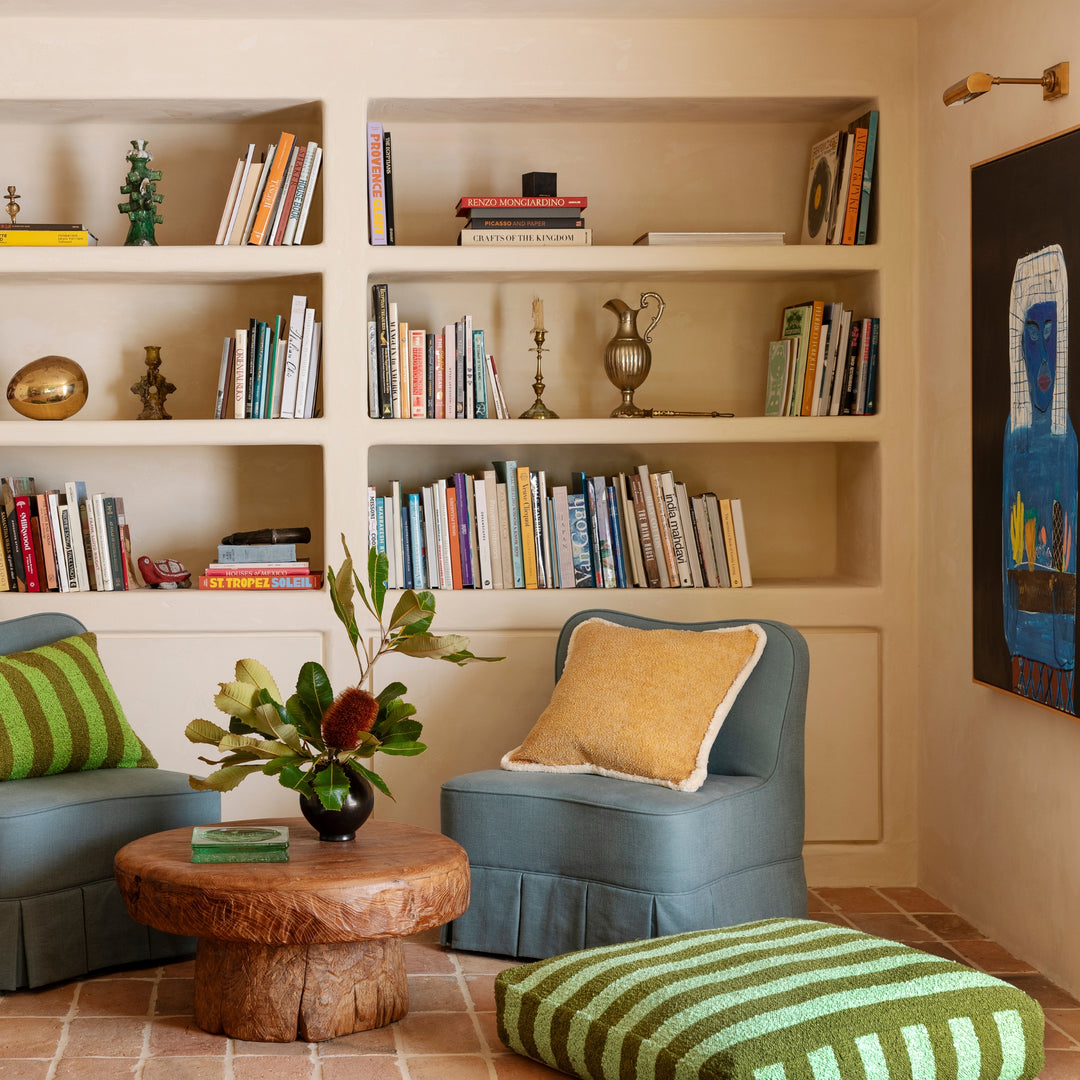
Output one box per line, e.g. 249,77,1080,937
472,329,488,418
571,471,600,586
493,460,525,588
590,475,616,588
408,493,426,589
400,504,413,590
376,498,387,558
856,110,879,245
606,485,627,589
453,472,474,587
250,321,268,419
566,493,594,587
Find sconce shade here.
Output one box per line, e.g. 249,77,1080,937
942,62,1068,106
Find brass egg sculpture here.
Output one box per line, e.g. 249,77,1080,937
6,355,89,420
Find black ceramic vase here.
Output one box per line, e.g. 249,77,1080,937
298,768,374,842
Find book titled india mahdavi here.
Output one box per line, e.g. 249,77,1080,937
458,228,592,246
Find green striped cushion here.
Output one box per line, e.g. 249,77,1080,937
0,632,157,780
495,918,1044,1080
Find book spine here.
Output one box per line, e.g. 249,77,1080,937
215,155,245,245
648,471,679,587
420,485,438,588
841,319,863,415
472,329,487,418
272,144,306,246
800,301,826,416
233,328,248,419
566,493,594,587
453,472,474,587
516,466,538,589
590,475,616,588
605,485,628,589
464,216,585,229
856,112,878,245
205,564,310,577
249,131,296,246
629,472,661,587
372,283,392,418
14,494,40,591
89,494,113,591
0,502,12,591
367,121,387,246
530,471,547,588
445,486,462,589
674,482,704,587
216,543,298,563
240,146,273,244
719,498,743,588
292,145,322,245
730,498,753,587
102,497,125,589
58,503,80,591
199,573,323,590
659,473,694,587
410,329,426,419
294,307,317,418
383,129,396,246
78,493,100,590
282,141,317,246
855,317,874,414
494,461,525,588
690,495,718,587
397,319,410,420
473,477,492,588
864,317,881,414
47,491,70,591
367,319,379,419
458,228,592,246
457,196,588,211
0,230,96,246
551,485,575,589
388,303,401,418
436,479,454,589
35,493,59,591
842,124,869,246
466,474,482,587
408,492,426,588
494,482,513,589
425,333,436,418
399,503,413,590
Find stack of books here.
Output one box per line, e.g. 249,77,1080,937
215,295,321,419
213,131,322,246
369,283,509,419
765,300,879,417
368,463,752,593
366,120,396,245
190,825,290,863
456,196,590,246
198,538,322,591
800,110,879,247
0,476,137,593
0,223,98,246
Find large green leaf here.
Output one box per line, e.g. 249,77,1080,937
388,590,436,635
375,681,407,705
262,753,307,775
255,689,305,752
286,693,323,744
384,718,422,740
347,760,394,800
368,546,388,620
295,661,335,719
185,718,231,746
234,658,282,704
378,740,427,756
391,632,472,661
213,679,261,721
188,762,263,793
312,761,350,810
277,762,314,796
219,732,295,758
328,543,359,647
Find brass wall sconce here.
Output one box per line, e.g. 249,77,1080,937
943,61,1068,106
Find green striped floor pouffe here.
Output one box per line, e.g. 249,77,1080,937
494,918,1044,1080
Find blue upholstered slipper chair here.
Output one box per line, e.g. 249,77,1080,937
0,612,220,989
441,610,809,959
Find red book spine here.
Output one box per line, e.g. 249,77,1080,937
14,494,40,592
272,145,306,245
455,195,587,216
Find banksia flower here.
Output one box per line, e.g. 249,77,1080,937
321,687,379,750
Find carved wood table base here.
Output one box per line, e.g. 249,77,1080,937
114,818,470,1042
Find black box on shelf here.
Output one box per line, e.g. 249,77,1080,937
522,172,557,196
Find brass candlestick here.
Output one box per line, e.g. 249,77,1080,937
520,328,559,419
5,186,20,225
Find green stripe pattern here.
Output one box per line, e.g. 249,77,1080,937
0,632,156,780
494,918,1045,1080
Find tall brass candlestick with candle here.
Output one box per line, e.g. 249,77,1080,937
519,297,559,419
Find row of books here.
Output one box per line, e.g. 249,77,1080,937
369,284,509,420
198,540,323,591
214,295,322,419
800,110,879,247
0,477,136,593
765,301,879,417
368,463,753,593
455,194,592,247
214,131,322,246
0,222,98,246
367,121,396,245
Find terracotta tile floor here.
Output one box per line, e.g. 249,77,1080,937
1,886,1077,1079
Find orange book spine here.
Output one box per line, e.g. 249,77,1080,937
445,488,463,589
841,125,868,246
249,132,296,245
800,300,826,415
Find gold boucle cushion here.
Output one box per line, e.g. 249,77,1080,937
501,618,766,792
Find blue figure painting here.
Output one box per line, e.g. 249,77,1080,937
1002,243,1078,711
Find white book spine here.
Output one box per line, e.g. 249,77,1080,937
293,145,322,245
63,483,91,591
482,470,503,588
474,478,493,588
223,144,256,245
215,155,246,245
443,323,456,421
464,313,474,418
90,493,113,591
421,485,440,588
233,329,248,420
215,337,232,419
293,307,317,416
730,497,753,587
390,480,404,588
301,322,321,418
280,294,308,419
282,141,317,246
367,485,378,553
388,304,400,418
436,478,454,588
383,495,397,589
367,319,379,419
637,466,670,588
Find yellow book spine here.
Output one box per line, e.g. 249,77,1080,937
516,466,538,589
0,231,94,246
719,498,743,588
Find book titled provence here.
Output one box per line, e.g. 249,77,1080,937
367,121,388,245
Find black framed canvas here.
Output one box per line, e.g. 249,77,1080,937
972,125,1080,717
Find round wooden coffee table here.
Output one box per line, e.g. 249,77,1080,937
114,817,470,1043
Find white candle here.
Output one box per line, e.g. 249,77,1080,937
532,298,544,333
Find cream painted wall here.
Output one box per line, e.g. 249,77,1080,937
918,0,1080,995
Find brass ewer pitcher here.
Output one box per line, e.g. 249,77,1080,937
602,292,665,417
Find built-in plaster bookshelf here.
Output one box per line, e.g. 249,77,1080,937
1,15,916,884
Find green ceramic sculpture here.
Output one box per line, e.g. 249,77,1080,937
118,139,163,246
